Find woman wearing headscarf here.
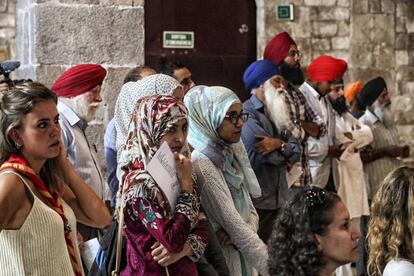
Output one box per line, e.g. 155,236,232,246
118,95,207,276
184,86,268,276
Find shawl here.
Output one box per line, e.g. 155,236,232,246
184,85,261,221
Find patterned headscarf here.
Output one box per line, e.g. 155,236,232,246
184,86,261,221
118,95,188,213
114,74,180,154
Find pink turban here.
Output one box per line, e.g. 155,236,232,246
52,64,107,98
263,32,296,65
307,55,348,82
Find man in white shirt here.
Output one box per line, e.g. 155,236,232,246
299,55,348,189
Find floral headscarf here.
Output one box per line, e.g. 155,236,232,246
184,86,261,221
118,95,188,213
114,74,180,155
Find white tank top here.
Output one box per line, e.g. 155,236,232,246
0,171,84,276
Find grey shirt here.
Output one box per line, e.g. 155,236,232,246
241,95,301,209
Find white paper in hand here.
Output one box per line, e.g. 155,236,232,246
147,141,180,210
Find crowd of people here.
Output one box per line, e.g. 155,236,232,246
0,30,412,276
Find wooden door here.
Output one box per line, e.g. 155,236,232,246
145,0,257,101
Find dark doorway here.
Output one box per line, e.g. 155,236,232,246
145,0,257,101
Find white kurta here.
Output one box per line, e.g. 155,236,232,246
334,112,373,219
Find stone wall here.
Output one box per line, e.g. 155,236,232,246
257,0,414,164
0,0,16,60
16,0,145,171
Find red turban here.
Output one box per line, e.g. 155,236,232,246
344,81,364,102
51,64,107,98
307,55,348,82
263,32,296,65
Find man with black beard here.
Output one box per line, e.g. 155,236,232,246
263,32,326,187
299,55,348,189
327,85,373,276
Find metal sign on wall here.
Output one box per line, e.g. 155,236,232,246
163,31,195,49
276,4,294,21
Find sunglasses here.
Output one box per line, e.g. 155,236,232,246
224,111,249,125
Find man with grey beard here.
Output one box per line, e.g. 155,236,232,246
358,77,410,199
242,60,301,242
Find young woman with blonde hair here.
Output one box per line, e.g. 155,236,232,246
367,166,414,276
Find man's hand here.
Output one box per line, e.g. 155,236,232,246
300,120,319,138
385,145,410,158
254,135,283,155
327,145,343,158
269,75,288,90
151,241,191,267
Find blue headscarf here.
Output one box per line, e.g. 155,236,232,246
243,60,280,91
184,85,261,221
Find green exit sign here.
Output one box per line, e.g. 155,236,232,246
163,31,194,49
277,4,294,21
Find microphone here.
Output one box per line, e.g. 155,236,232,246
0,60,21,76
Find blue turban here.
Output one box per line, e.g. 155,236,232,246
243,60,280,91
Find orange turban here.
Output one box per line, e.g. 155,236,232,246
52,64,107,98
307,55,348,82
263,32,296,65
344,81,364,103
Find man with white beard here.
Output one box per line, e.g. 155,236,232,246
358,77,410,199
242,60,301,242
51,63,109,242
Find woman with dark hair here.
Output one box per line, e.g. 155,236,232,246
268,187,360,276
367,166,414,276
0,82,111,275
117,94,207,275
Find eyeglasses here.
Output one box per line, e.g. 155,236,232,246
330,84,344,93
224,111,249,125
287,50,303,58
304,188,327,208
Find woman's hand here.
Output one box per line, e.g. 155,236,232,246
216,228,233,247
175,153,193,192
151,241,192,267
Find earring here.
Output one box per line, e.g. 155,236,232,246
15,142,22,150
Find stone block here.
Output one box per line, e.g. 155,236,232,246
396,33,408,50
0,0,7,12
352,0,369,14
381,0,395,14
100,0,134,5
409,50,414,66
332,36,349,50
310,7,350,21
33,64,67,87
312,21,338,37
0,27,15,38
350,43,375,67
59,0,100,4
311,38,331,50
408,33,414,50
347,67,391,86
369,0,381,13
8,0,16,14
311,50,349,61
337,0,350,7
407,20,414,33
35,5,144,65
0,14,16,27
351,15,374,41
337,21,350,36
396,2,409,18
392,94,414,125
101,67,134,119
373,14,395,45
396,17,407,33
304,0,336,6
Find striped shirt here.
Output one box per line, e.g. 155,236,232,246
283,85,326,186
359,110,402,198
